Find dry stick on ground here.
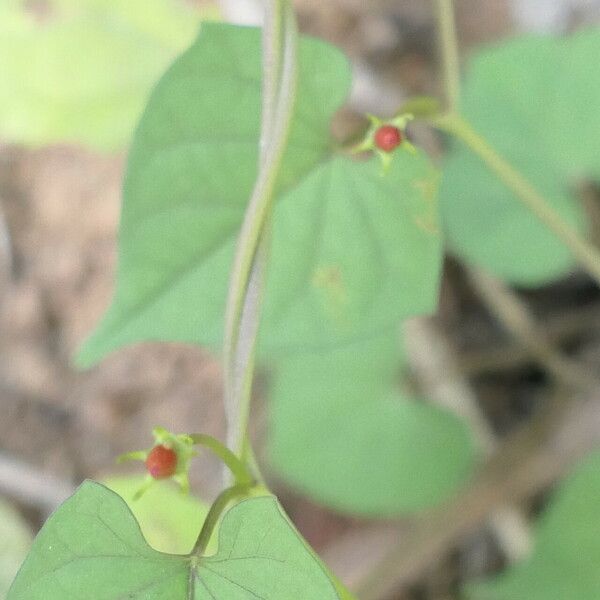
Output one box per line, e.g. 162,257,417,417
0,452,75,516
466,267,600,390
405,317,533,562
458,303,600,377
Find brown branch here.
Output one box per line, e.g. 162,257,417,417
466,267,600,390
405,317,533,561
0,452,75,516
457,302,600,376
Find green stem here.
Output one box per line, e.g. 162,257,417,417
226,223,271,475
222,0,298,465
189,434,253,485
434,112,600,286
435,0,461,112
191,484,250,556
241,436,266,486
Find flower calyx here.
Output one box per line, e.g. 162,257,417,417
117,426,197,499
353,113,416,173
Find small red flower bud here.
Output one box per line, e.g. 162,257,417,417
374,125,403,153
145,445,178,479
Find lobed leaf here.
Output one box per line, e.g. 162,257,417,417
8,481,343,599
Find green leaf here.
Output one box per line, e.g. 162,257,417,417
192,495,340,599
77,22,442,366
269,333,475,515
104,476,209,555
0,498,32,598
440,30,600,285
9,481,343,599
263,156,441,351
0,0,205,150
467,450,600,600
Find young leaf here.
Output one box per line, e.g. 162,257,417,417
104,476,209,555
440,30,600,285
0,0,205,150
9,481,343,599
269,333,475,515
466,450,600,600
78,23,442,367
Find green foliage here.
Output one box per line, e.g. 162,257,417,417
77,23,442,367
104,476,208,555
440,29,600,285
467,451,600,600
0,498,32,598
265,156,441,350
0,0,207,150
269,333,475,515
6,8,600,600
8,481,343,599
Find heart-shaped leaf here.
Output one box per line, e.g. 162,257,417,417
440,30,600,285
104,476,209,555
269,333,475,515
466,450,600,600
9,481,343,599
78,23,442,367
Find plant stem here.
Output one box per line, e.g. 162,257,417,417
435,0,460,112
222,0,298,465
434,112,600,286
191,484,250,556
189,434,253,485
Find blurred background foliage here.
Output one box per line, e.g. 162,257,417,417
0,1,599,599
0,0,217,149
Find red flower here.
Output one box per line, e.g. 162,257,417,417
145,445,178,479
374,125,403,152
